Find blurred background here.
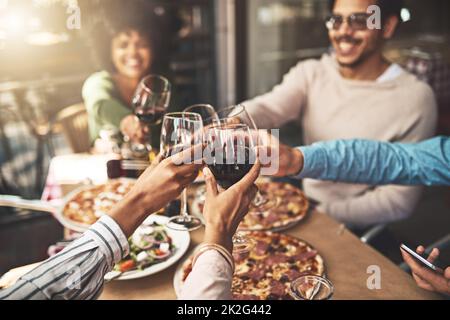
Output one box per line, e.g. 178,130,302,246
0,0,449,274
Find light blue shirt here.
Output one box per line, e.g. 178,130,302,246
297,137,450,186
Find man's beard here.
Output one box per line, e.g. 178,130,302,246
333,35,378,69
337,51,370,68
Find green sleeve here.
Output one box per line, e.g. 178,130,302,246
82,71,132,141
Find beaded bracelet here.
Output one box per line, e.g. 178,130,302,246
192,243,235,272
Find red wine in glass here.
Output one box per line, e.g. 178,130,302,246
205,122,257,255
209,146,254,189
129,75,171,156
134,105,166,126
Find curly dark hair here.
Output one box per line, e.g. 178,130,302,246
80,0,169,74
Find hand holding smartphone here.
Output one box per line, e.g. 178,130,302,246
400,244,444,274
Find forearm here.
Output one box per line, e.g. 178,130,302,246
0,216,129,300
180,250,232,300
108,189,154,238
180,229,234,300
244,64,306,129
203,226,233,253
244,95,299,129
297,137,450,186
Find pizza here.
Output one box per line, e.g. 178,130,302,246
232,232,324,300
239,181,309,231
180,232,325,300
192,181,309,231
62,179,135,225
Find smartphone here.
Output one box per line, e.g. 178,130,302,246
400,244,443,274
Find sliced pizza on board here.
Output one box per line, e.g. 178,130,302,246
176,232,325,300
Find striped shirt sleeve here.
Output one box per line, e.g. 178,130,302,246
0,215,129,300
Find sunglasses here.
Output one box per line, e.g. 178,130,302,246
325,13,371,31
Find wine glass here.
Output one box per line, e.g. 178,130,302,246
213,105,277,211
184,104,218,125
160,112,203,231
204,122,257,254
183,104,219,201
131,74,171,157
289,275,334,300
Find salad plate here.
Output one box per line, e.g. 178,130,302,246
105,215,190,281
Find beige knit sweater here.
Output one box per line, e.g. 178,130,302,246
245,54,437,228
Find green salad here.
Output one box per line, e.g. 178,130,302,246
114,222,176,273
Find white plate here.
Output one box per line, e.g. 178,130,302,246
105,215,190,281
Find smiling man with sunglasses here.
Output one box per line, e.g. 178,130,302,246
326,0,400,77
243,0,438,229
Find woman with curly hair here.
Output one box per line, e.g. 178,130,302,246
82,3,167,146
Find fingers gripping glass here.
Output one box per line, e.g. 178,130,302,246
325,13,370,31
161,112,203,231
204,123,257,254
131,75,171,155
214,105,276,211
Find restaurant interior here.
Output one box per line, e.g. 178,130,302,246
0,0,449,300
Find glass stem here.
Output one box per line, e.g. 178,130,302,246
253,191,268,207
234,231,245,243
180,188,189,219
145,128,151,146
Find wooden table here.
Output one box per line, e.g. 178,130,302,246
100,209,440,300
2,177,440,299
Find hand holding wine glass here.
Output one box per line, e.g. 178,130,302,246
211,105,277,211
204,122,259,253
129,74,171,156
110,148,203,237
120,114,149,144
201,159,260,253
161,112,204,231
258,137,304,177
133,75,171,125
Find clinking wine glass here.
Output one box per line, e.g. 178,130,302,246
211,105,277,211
184,104,218,125
160,112,203,231
131,74,171,157
183,104,219,201
204,122,257,254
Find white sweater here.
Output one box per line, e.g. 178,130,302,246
245,54,437,228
